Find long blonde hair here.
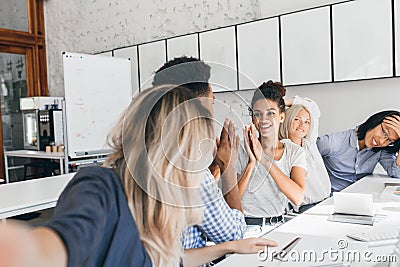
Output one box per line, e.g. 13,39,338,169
105,85,214,266
279,104,311,140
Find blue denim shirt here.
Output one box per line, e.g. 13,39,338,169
317,128,400,192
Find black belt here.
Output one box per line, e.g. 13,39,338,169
245,215,284,226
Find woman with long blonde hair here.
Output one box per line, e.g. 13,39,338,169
279,97,331,213
105,84,213,266
0,85,276,267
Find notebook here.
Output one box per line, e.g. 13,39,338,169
328,192,374,225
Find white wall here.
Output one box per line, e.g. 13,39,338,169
44,0,261,96
259,0,344,17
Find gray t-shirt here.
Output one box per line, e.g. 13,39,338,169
236,139,307,217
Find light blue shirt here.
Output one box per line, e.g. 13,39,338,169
317,128,400,192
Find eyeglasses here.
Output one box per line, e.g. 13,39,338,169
380,124,396,146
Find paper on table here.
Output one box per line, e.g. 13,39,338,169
380,186,400,202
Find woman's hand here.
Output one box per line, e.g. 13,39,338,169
183,237,278,267
384,115,400,142
284,97,295,107
243,125,256,165
229,238,278,254
228,120,240,170
249,124,263,161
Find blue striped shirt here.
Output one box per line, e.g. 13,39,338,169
317,128,400,192
183,169,245,249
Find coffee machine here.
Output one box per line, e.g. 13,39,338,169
37,109,63,150
20,97,64,151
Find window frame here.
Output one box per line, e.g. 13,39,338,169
0,0,48,180
0,0,48,96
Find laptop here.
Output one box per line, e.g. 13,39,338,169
328,192,374,225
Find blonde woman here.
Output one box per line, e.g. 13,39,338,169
279,96,331,213
0,85,276,267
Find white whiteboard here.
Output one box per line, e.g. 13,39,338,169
281,6,331,85
237,18,280,89
167,34,199,60
63,52,132,158
333,0,392,81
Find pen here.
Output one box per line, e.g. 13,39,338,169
273,236,302,261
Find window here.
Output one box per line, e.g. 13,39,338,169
0,0,48,180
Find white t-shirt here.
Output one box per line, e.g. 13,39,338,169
236,139,307,217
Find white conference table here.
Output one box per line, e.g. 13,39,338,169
217,174,400,267
0,173,75,221
4,150,67,183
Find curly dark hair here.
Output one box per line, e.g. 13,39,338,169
249,80,286,114
152,56,211,97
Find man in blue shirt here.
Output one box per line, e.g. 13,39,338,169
153,56,246,248
317,111,400,192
